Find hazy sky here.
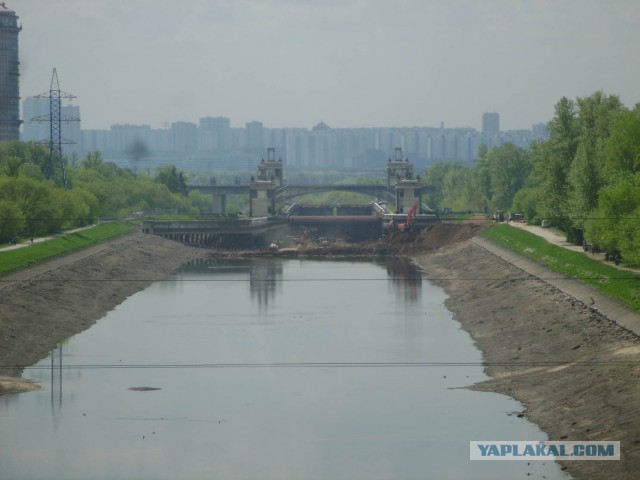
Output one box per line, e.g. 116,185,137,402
14,0,640,131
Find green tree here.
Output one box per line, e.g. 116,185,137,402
18,162,46,180
81,150,104,170
0,177,62,235
155,165,188,196
1,156,22,177
485,143,531,211
511,187,540,223
474,147,492,207
583,105,640,263
605,108,640,175
423,161,466,209
440,163,474,211
0,199,25,242
567,92,624,229
584,175,640,262
532,97,579,228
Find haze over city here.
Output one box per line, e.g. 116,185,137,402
15,0,640,131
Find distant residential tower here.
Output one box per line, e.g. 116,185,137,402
482,112,500,134
0,2,21,141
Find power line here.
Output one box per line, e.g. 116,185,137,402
5,360,639,371
0,276,637,283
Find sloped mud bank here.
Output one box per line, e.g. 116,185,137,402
0,232,207,391
414,241,640,479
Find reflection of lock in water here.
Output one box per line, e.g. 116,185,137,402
50,343,63,429
386,257,423,303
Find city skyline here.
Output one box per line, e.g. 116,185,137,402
23,94,547,172
14,1,640,132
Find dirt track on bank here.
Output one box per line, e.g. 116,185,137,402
1,224,639,478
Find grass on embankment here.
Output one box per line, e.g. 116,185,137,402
482,224,640,312
0,222,136,275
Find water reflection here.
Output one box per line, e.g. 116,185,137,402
386,257,423,303
249,260,283,307
180,258,283,307
182,257,419,308
50,343,63,429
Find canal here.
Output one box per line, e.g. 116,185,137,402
0,258,567,479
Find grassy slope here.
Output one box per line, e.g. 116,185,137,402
0,222,136,275
482,224,640,311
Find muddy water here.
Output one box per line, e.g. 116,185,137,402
0,259,567,479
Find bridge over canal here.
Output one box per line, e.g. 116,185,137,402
146,147,439,248
187,147,435,217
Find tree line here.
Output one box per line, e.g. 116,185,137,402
423,91,640,265
0,143,210,243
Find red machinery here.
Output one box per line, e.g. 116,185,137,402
391,202,418,232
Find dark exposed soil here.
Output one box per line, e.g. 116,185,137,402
207,222,489,258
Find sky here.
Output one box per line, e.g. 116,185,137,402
12,0,640,131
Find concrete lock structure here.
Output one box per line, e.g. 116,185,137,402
249,147,282,217
249,178,276,217
387,147,414,188
147,147,439,249
188,147,433,218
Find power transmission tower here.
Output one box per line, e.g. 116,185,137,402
32,68,79,188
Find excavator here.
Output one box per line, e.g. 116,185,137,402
390,202,418,232
294,228,317,246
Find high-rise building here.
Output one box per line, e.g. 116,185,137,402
246,121,264,149
0,3,21,141
482,112,500,134
198,116,231,151
171,121,197,153
22,96,82,156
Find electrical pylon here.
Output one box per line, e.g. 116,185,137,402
32,68,79,188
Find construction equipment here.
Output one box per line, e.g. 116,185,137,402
267,242,279,252
390,202,418,232
293,228,317,246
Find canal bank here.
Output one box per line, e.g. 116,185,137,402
0,232,207,385
413,240,640,479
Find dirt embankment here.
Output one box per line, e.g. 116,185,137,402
414,240,640,479
0,232,207,390
209,222,489,258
